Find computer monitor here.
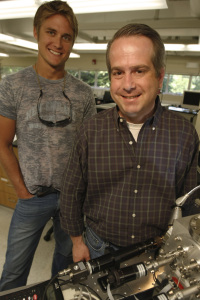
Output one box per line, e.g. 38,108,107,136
182,90,200,110
103,91,114,103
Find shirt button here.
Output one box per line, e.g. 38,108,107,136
132,213,136,218
134,190,138,194
152,127,156,131
131,235,135,239
120,118,123,123
129,141,133,145
137,165,141,169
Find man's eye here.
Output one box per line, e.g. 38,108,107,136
112,71,122,77
47,31,55,36
136,69,146,75
135,69,147,78
63,35,72,42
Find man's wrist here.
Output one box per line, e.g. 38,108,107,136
71,235,84,246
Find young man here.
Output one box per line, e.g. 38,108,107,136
0,0,96,291
60,24,199,263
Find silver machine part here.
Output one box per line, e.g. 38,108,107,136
59,214,200,300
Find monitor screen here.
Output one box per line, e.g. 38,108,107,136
182,90,200,110
103,91,114,103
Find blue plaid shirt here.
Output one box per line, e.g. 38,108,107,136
60,97,199,246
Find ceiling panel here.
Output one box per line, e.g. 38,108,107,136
0,0,199,58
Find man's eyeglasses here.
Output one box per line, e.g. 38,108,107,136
37,89,72,127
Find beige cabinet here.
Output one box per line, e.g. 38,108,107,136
0,146,18,209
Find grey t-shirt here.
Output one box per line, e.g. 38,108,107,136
0,66,96,194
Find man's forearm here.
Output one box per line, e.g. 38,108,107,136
0,145,33,198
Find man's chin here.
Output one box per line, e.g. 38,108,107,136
119,110,139,120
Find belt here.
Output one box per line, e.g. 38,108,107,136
36,186,59,197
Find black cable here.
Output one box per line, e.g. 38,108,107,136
59,279,72,287
42,274,59,300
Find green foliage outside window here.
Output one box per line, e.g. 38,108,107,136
97,71,110,88
68,69,79,78
191,76,200,90
168,74,190,94
1,66,23,79
80,71,95,86
162,74,168,93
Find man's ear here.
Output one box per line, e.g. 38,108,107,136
158,68,165,89
33,27,38,40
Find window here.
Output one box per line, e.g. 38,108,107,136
162,74,168,93
190,76,200,91
67,70,197,96
167,74,190,95
80,71,95,86
1,66,24,79
68,70,79,78
68,70,110,88
97,71,110,88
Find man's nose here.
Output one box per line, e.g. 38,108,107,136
123,73,136,92
54,36,62,48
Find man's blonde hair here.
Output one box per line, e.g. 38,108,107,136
34,0,78,45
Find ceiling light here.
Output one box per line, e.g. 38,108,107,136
164,44,186,51
0,33,80,58
0,0,39,19
67,0,168,14
73,43,200,53
0,52,9,57
69,53,80,58
164,44,200,52
0,34,38,50
186,44,200,52
0,0,167,19
73,43,107,51
0,34,199,56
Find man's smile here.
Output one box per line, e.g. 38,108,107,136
122,94,141,99
49,49,62,56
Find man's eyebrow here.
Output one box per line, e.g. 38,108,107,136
131,65,150,70
111,65,150,71
111,66,122,72
46,27,56,31
63,33,73,37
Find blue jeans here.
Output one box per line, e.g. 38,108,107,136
85,226,119,259
0,193,73,291
85,227,152,300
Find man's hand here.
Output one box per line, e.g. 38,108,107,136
18,191,35,199
71,235,90,262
